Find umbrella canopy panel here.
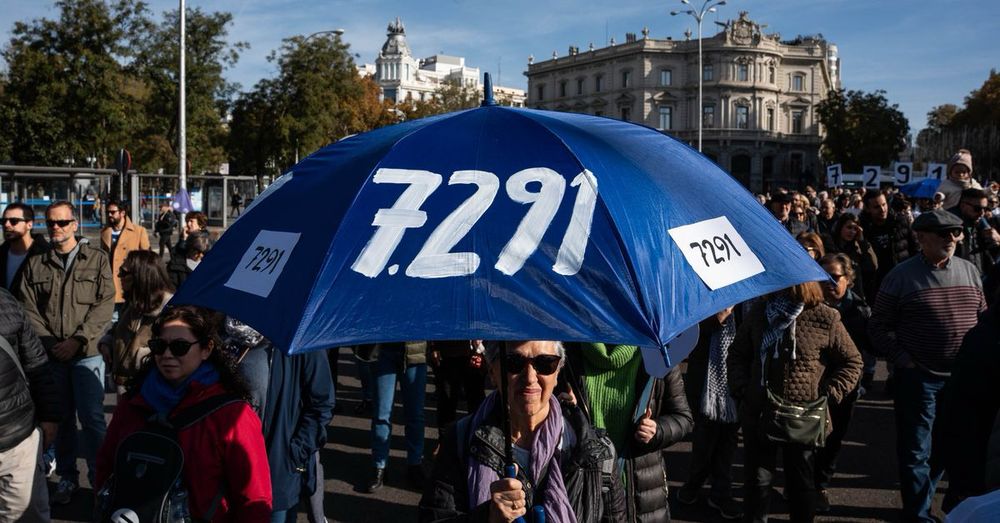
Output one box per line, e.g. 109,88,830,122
172,106,827,354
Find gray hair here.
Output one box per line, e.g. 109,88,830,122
483,340,566,370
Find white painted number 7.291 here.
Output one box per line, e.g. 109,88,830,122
350,167,598,279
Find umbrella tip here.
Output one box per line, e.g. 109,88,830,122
481,72,496,107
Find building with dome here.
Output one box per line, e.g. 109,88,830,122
524,12,840,192
365,18,525,107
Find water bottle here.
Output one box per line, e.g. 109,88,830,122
533,505,546,523
169,486,191,523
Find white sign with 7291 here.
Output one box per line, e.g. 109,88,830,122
668,216,764,290
225,230,301,297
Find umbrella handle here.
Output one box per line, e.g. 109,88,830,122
505,465,527,523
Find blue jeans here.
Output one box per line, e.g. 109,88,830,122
371,349,426,469
52,354,107,485
893,366,947,522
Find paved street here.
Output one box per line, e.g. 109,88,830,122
52,351,945,522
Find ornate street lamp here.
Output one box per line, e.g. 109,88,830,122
671,0,726,152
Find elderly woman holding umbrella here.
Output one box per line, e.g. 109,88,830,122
419,340,626,523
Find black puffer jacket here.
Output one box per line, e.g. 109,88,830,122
0,287,60,451
419,400,626,522
562,347,694,522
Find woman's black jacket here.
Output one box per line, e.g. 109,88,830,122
418,400,626,523
560,346,694,523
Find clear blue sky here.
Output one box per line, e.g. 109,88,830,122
3,0,997,134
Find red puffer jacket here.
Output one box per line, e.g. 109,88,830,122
96,382,272,522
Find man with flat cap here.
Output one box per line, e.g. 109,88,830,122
869,209,987,523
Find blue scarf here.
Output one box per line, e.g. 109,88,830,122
140,362,220,414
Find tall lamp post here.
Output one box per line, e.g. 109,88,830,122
179,0,187,225
671,0,726,153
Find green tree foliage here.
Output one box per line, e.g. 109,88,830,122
917,70,1000,178
0,0,148,166
129,7,246,174
227,34,397,177
0,0,243,173
816,88,909,172
951,69,1000,128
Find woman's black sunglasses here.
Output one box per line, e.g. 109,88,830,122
504,353,562,376
148,338,201,357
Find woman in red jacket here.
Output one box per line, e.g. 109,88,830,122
96,305,272,522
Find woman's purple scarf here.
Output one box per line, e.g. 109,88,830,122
466,391,575,522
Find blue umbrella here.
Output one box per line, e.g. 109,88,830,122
175,76,827,516
173,76,826,359
899,177,942,199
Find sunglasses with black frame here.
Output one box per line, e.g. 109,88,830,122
933,229,963,239
45,219,76,228
148,338,203,357
2,217,29,226
504,353,562,376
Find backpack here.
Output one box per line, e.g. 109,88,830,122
96,393,241,523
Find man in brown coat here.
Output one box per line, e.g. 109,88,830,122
99,199,150,310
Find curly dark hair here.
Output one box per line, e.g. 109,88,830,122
124,305,251,401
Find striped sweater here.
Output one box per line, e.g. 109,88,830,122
869,255,986,375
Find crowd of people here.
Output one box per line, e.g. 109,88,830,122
0,146,997,523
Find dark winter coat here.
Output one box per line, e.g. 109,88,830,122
949,206,1000,277
828,290,874,357
0,234,49,295
418,400,626,523
260,345,336,512
939,305,1000,503
155,210,178,237
562,348,694,523
0,287,60,452
830,238,879,302
167,254,196,289
859,211,916,287
683,314,740,421
727,302,863,432
988,411,1000,491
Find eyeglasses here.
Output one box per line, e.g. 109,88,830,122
934,229,962,239
148,338,201,357
826,273,847,282
2,218,27,225
45,219,75,228
504,353,562,376
962,202,988,214
106,209,121,215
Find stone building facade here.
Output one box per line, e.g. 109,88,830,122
524,12,840,192
365,18,526,107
